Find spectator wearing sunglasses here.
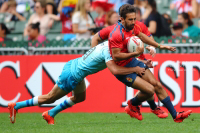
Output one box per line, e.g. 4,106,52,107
24,0,52,36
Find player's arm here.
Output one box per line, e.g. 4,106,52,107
112,47,144,61
137,32,176,51
91,33,102,48
106,60,145,76
137,58,153,68
91,26,113,48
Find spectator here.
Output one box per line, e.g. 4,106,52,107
0,23,12,47
105,10,119,27
0,0,9,12
170,0,198,18
1,0,35,13
162,13,173,26
134,0,146,17
135,6,142,21
177,12,200,37
92,0,114,27
27,22,47,47
54,0,61,8
198,1,200,18
24,0,52,36
143,0,162,37
4,0,26,22
171,22,185,38
72,0,95,40
46,0,58,15
49,0,77,33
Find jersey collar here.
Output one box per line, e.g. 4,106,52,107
117,21,131,32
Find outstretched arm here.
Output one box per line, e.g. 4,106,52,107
137,32,176,51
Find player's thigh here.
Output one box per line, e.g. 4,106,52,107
132,76,155,95
141,69,158,86
47,84,68,100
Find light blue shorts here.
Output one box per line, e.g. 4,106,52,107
56,60,79,92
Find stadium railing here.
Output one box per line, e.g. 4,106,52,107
0,36,199,55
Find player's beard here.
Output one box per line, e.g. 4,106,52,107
125,23,134,31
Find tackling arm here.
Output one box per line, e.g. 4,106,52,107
106,60,145,76
112,46,144,62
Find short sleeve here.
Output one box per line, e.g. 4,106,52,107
109,32,123,49
102,46,113,63
72,12,80,24
98,25,115,40
133,26,141,36
141,22,151,36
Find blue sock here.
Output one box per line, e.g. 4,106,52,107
161,96,177,119
14,96,38,110
130,96,141,106
147,100,157,110
48,99,74,117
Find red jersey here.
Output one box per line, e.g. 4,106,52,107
98,21,151,65
95,14,106,27
60,13,72,33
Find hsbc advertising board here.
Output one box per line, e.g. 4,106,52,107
0,54,199,113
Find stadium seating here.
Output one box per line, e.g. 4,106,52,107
0,13,5,23
7,34,23,41
46,33,64,41
49,21,62,33
5,21,15,31
12,21,27,34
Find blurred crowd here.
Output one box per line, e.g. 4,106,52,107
0,0,200,47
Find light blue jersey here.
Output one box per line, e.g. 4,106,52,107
71,41,113,82
57,41,112,92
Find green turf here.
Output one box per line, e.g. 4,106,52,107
0,113,199,133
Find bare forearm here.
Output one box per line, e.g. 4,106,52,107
91,33,101,47
113,52,138,61
138,33,159,48
49,14,60,21
107,61,139,75
14,13,26,21
113,66,138,75
137,58,147,64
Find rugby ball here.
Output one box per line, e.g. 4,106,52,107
127,36,143,54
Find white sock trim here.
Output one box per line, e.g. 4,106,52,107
33,96,39,105
67,98,75,106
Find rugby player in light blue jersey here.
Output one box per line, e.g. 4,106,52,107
8,41,146,125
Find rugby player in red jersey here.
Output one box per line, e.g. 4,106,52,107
108,4,191,122
91,21,169,118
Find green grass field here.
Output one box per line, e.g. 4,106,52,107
0,113,199,133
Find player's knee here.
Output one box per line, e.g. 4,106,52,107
155,81,163,93
73,95,86,103
147,85,155,96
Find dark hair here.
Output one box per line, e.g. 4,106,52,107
119,4,136,19
179,12,193,26
0,23,10,34
148,0,157,13
29,22,40,33
36,0,46,8
162,13,173,25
